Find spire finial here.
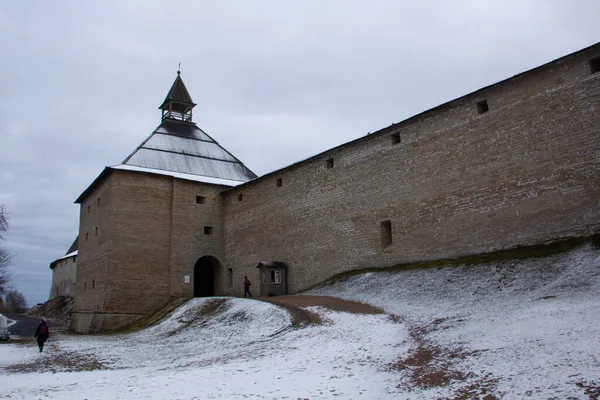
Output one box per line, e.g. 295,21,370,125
177,63,181,75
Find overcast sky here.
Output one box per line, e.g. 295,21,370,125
1,0,599,306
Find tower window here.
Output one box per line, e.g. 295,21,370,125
381,220,392,248
86,232,89,241
204,226,213,235
238,193,243,202
590,56,600,74
326,158,334,169
476,100,489,114
84,282,87,290
391,132,401,145
95,227,98,236
88,205,91,214
92,280,95,289
97,198,100,206
228,268,233,288
196,195,206,204
277,178,283,187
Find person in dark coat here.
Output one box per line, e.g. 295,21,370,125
34,319,50,352
243,276,252,298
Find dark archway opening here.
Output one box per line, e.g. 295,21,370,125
194,256,219,297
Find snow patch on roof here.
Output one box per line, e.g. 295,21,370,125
109,164,246,187
50,250,78,266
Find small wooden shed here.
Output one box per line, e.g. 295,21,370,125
256,261,288,297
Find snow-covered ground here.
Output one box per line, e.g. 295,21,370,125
0,297,406,399
311,243,600,399
1,243,599,399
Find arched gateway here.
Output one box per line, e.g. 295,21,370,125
193,256,222,297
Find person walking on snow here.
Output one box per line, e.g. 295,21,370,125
34,319,50,352
244,276,252,298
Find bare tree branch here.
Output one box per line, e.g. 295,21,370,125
0,205,15,295
0,205,8,240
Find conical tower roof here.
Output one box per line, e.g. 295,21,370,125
121,119,257,183
121,72,256,183
158,72,195,109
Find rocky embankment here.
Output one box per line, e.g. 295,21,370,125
26,296,74,333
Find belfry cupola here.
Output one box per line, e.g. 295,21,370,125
158,70,196,123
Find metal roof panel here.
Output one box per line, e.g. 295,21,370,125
155,120,212,141
142,134,237,162
125,148,256,181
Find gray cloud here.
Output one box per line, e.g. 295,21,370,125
1,0,599,305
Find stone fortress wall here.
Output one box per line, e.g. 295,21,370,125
71,43,600,332
49,255,77,299
222,44,600,296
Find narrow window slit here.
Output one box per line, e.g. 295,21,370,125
381,220,392,248
477,100,489,114
590,56,600,74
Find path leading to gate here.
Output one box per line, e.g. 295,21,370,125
257,295,384,327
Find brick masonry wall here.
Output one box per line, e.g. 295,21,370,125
168,180,228,297
72,170,230,332
49,258,77,299
72,174,114,333
102,171,174,320
73,170,176,332
222,45,600,296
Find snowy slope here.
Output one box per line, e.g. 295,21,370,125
1,298,406,399
1,243,599,399
310,243,600,398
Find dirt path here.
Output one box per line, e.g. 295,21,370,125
259,295,383,314
256,295,383,327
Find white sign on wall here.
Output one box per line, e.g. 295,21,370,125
184,275,190,284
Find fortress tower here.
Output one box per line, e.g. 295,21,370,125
71,72,256,333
